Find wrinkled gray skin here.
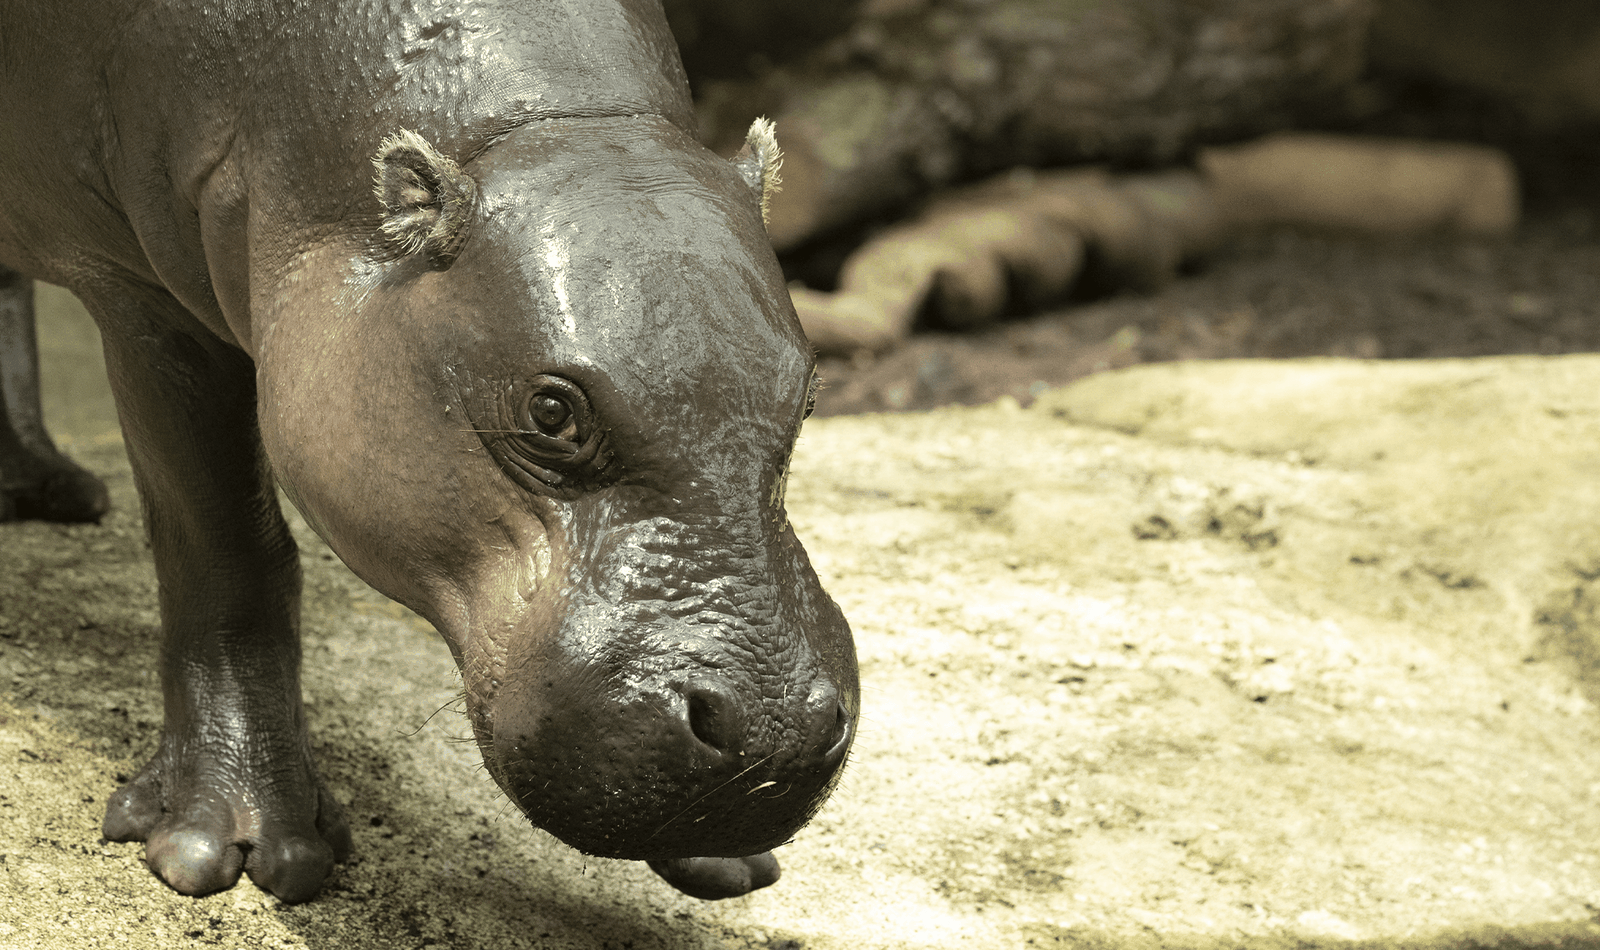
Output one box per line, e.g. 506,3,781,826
0,0,857,905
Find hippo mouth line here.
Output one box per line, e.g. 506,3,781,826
639,749,787,847
642,702,856,845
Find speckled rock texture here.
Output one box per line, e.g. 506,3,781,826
3,290,1598,948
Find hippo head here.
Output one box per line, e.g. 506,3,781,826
257,115,856,864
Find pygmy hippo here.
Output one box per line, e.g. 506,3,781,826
0,0,857,903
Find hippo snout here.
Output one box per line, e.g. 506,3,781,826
483,632,856,860
457,499,861,863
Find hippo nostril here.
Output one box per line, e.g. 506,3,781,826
803,680,853,761
684,678,745,755
822,701,851,755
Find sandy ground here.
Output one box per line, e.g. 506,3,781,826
4,284,1600,949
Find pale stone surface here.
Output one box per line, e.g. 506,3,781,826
3,293,1599,948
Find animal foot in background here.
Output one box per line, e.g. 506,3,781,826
790,168,1221,356
0,449,109,523
103,750,352,904
647,852,781,900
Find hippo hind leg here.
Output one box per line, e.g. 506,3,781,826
87,279,350,903
0,266,109,522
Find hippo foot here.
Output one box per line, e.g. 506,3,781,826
0,448,109,523
646,853,781,900
103,746,352,903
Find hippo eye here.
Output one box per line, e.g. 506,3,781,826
803,373,820,420
528,393,576,441
477,374,610,493
482,375,609,492
516,377,590,451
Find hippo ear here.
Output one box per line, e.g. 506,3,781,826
372,130,477,267
731,117,783,229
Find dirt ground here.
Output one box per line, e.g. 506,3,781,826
4,200,1600,949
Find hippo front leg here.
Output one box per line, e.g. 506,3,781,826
89,282,349,903
0,266,109,522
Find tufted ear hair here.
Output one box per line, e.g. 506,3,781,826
372,130,477,268
731,117,783,229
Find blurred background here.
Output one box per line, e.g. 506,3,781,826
655,0,1600,415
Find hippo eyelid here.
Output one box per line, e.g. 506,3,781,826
480,374,612,492
802,371,820,421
